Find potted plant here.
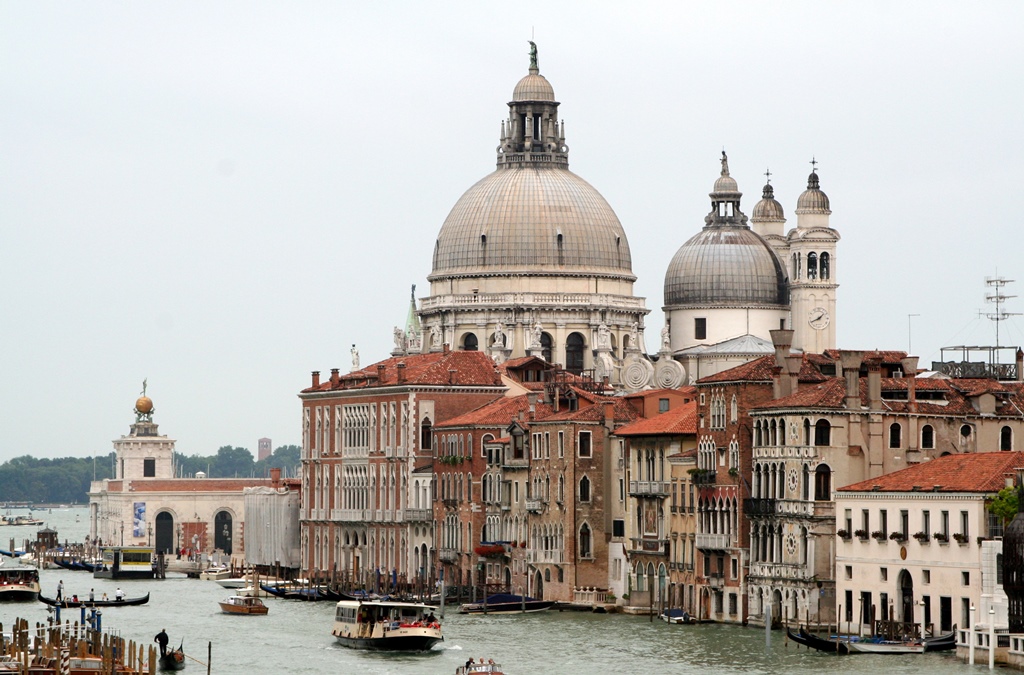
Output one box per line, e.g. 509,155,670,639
728,467,739,478
854,529,869,540
889,531,907,542
934,532,949,543
913,531,930,542
953,532,970,544
871,530,887,541
837,529,851,539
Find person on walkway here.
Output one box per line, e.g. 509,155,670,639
155,629,169,657
56,580,64,601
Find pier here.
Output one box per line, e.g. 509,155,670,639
0,615,161,674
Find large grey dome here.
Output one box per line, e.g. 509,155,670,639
664,227,789,306
430,166,633,279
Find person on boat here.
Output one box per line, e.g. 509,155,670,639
101,592,108,601
115,587,125,601
71,594,79,603
682,610,691,623
154,629,169,657
56,580,64,602
88,588,94,603
426,611,436,624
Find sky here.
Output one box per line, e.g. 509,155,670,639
3,2,1024,460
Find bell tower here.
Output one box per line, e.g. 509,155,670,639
788,162,840,354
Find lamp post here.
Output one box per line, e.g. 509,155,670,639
119,522,124,546
989,606,996,670
970,604,976,665
147,524,152,547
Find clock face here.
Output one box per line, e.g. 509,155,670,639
808,307,830,330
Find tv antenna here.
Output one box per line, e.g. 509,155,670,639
985,276,1021,349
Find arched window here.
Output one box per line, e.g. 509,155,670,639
540,333,553,363
463,333,478,351
579,523,592,558
565,333,585,374
803,418,812,446
420,417,432,451
792,252,802,280
807,252,818,279
579,475,591,503
814,419,831,446
889,423,902,448
814,464,831,501
1002,426,1013,451
819,252,831,280
921,425,934,449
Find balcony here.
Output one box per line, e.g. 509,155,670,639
691,470,717,486
404,508,432,522
629,481,670,497
526,549,564,564
442,498,459,510
438,549,460,564
525,498,545,513
502,455,529,470
500,498,512,512
706,572,724,588
695,533,729,551
629,538,669,556
336,509,370,522
743,498,778,517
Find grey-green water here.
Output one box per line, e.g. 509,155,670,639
0,508,988,674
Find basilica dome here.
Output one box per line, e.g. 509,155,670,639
430,167,633,279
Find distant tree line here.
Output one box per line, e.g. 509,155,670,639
0,445,300,504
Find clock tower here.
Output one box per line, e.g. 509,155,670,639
788,166,839,354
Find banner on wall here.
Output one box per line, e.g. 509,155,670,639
133,502,146,538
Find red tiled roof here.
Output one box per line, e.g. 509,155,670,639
614,401,698,437
541,398,641,424
698,355,778,383
838,451,1024,493
302,350,502,392
756,378,847,410
126,478,275,492
435,395,553,429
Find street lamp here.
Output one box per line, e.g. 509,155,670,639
970,604,976,665
147,524,152,547
989,606,996,670
119,522,124,546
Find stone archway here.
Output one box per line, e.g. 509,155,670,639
155,512,174,555
534,570,544,600
898,569,914,623
214,510,233,555
771,589,783,628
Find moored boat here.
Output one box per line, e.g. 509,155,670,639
39,592,150,608
458,594,553,614
0,557,40,602
219,595,269,615
331,600,442,651
660,608,695,624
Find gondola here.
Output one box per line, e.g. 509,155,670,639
38,592,150,608
787,626,840,653
458,593,554,614
158,642,186,671
923,625,957,652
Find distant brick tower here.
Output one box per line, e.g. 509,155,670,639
258,437,272,462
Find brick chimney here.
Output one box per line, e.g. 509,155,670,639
603,399,615,429
377,364,386,384
526,392,538,420
902,356,919,412
770,329,796,397
839,351,864,410
443,343,450,354
270,467,282,487
397,362,406,384
448,368,457,384
1017,349,1023,382
330,368,340,386
311,371,320,388
866,359,882,411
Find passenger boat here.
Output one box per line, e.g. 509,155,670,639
218,595,269,615
0,557,40,601
38,592,150,608
331,600,442,651
158,643,186,671
456,658,505,675
458,593,554,614
93,546,156,579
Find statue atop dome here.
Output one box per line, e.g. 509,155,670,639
528,41,538,71
720,151,730,176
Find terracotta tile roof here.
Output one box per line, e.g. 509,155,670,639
823,349,909,364
126,478,275,492
541,397,641,424
698,355,778,383
756,378,847,410
302,350,502,392
435,394,553,429
838,451,1024,493
614,401,698,437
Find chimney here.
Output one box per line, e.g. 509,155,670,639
526,392,538,420
839,351,864,409
770,329,794,365
902,357,919,412
448,368,457,385
785,353,803,396
397,362,407,384
603,400,615,431
1017,349,1023,382
311,371,320,388
377,364,386,384
330,368,340,386
270,467,282,487
443,343,450,354
866,359,882,411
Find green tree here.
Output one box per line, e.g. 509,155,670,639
213,445,255,477
988,486,1020,525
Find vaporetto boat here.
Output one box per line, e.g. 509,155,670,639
0,556,40,602
331,599,442,651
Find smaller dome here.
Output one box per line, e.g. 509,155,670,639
796,171,831,214
513,72,555,102
752,183,785,221
713,174,739,194
135,396,153,414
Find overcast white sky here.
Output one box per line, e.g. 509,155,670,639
3,2,1024,461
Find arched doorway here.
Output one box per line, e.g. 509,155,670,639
771,589,783,628
534,570,544,600
155,512,174,555
898,569,914,622
214,510,233,555
504,566,512,591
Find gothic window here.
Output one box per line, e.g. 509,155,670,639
921,424,934,449
579,523,592,558
463,332,478,351
819,252,831,280
730,395,738,423
1001,426,1013,451
579,475,591,502
807,252,818,279
888,423,902,448
565,332,585,374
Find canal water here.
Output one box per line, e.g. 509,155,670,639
0,507,988,674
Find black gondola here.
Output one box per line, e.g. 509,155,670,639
38,592,150,608
787,626,840,653
158,642,186,671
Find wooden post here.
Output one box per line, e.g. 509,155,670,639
207,640,212,675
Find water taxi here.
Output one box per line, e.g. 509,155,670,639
331,600,442,651
456,658,505,674
219,595,269,615
0,557,40,601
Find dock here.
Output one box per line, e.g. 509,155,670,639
0,615,162,674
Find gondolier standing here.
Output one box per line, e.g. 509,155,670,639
155,629,169,657
55,580,64,602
